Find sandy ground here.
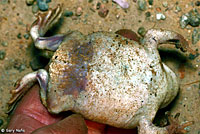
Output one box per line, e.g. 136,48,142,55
0,0,199,133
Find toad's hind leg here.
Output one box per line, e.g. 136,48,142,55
138,116,193,134
8,69,48,112
30,4,66,51
143,29,196,55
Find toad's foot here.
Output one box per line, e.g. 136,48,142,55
30,4,67,51
8,69,48,112
144,29,196,55
166,113,194,134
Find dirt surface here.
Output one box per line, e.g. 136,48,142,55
0,0,199,133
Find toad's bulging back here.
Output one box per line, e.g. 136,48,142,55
47,31,177,128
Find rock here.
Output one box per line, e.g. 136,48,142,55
37,0,49,11
98,5,109,18
156,13,166,20
24,33,30,39
0,119,3,127
188,9,200,27
175,6,181,12
0,0,8,5
76,7,83,16
192,28,200,44
148,0,153,5
137,27,146,37
145,11,151,17
112,0,129,9
32,3,39,13
188,53,199,60
0,50,6,60
64,10,73,17
195,1,200,6
162,1,168,8
138,0,147,11
13,61,26,72
180,8,200,28
1,41,8,47
96,2,101,10
26,0,35,6
180,14,190,28
17,33,22,39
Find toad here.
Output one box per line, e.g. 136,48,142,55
9,5,194,134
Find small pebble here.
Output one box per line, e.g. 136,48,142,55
96,2,101,9
102,0,108,3
195,1,200,6
148,0,153,5
32,3,39,13
24,33,30,39
0,50,6,60
188,53,199,60
175,6,181,12
137,0,147,11
0,0,8,4
162,1,168,8
37,0,49,11
156,13,166,20
137,27,146,37
98,5,109,18
76,7,83,16
116,14,120,19
188,9,200,27
180,8,200,28
156,7,161,12
17,33,22,39
64,10,73,17
0,119,3,127
26,0,35,5
1,41,8,47
145,11,151,17
179,14,189,28
112,0,129,9
14,62,26,72
192,28,200,44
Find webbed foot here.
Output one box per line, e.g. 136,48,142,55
8,69,49,113
30,4,66,51
144,29,196,55
166,113,194,134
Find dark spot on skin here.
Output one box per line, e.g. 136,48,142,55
152,37,157,42
61,40,93,97
55,56,58,59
